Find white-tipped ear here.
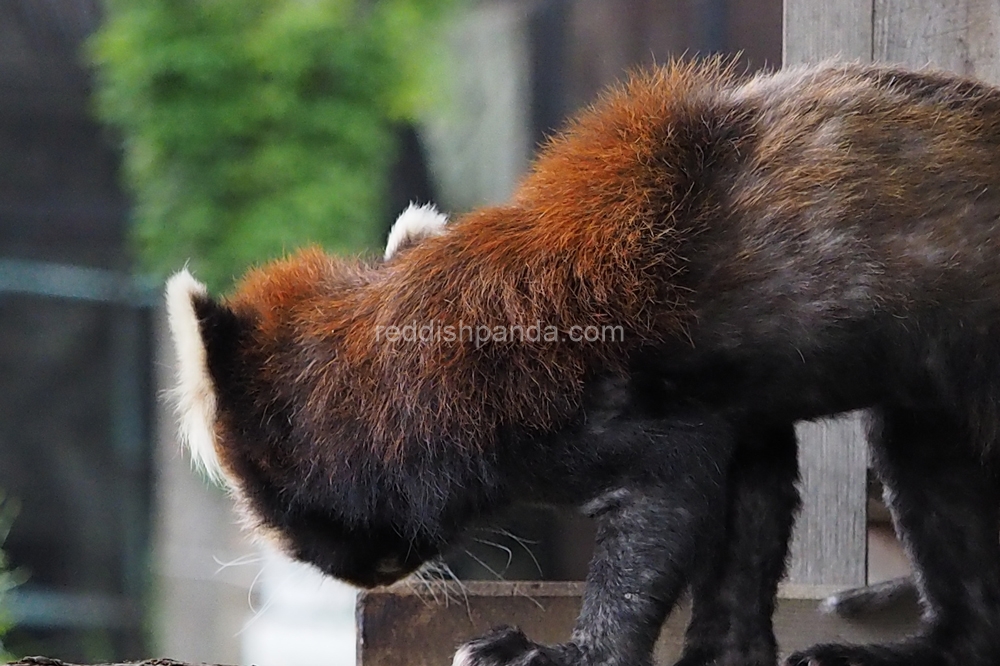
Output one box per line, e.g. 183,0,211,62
451,645,475,666
165,269,227,486
384,203,448,260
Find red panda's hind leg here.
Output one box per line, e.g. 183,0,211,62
788,407,1000,666
677,421,800,666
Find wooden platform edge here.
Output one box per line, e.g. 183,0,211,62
5,657,202,666
358,581,922,666
4,582,922,666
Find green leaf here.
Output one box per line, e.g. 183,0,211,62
90,0,458,292
0,492,24,660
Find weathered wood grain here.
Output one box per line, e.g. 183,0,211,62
9,657,195,666
784,0,874,65
356,582,920,666
3,580,922,666
874,0,1000,82
788,414,869,589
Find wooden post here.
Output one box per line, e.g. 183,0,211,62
788,415,869,590
784,0,873,593
784,0,874,64
874,0,1000,83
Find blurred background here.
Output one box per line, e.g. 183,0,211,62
0,0,780,663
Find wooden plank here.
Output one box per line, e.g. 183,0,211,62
783,0,874,65
356,582,919,666
874,0,1000,83
788,413,869,588
8,657,191,666
783,0,874,592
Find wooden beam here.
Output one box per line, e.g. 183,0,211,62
356,582,920,666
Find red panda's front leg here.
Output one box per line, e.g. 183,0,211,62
454,415,736,666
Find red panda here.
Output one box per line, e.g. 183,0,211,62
167,60,1000,666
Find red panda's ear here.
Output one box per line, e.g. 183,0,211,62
384,203,448,260
165,269,235,486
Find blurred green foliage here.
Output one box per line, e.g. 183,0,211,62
91,0,455,290
0,494,21,661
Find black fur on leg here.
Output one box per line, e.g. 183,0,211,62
790,407,1000,666
572,415,734,666
428,382,740,666
676,420,800,666
821,576,919,619
787,638,943,666
453,409,740,666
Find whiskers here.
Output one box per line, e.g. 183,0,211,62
210,552,270,616
213,552,266,573
461,527,546,611
462,546,508,581
476,527,544,578
217,549,357,637
404,559,472,622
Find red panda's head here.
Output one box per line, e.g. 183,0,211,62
164,254,467,588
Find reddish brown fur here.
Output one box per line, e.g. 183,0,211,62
223,59,1000,465
224,61,742,458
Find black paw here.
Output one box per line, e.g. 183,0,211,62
453,626,577,666
672,648,714,666
674,645,776,666
785,641,942,666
